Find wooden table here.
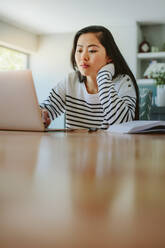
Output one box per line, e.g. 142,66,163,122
0,130,165,248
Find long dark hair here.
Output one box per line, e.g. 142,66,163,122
71,25,139,120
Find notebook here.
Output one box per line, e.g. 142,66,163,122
106,120,165,134
0,70,65,132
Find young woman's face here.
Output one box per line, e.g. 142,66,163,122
75,33,110,78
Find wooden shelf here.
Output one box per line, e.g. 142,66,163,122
137,52,165,59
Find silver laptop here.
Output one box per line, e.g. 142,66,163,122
0,70,50,131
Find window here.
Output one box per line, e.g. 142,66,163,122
0,46,28,71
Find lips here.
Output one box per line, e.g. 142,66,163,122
81,64,89,68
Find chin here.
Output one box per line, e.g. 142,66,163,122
79,70,90,77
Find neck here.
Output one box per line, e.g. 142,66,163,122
85,76,98,94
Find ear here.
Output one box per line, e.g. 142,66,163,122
106,57,113,64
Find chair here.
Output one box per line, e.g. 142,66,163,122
139,88,152,120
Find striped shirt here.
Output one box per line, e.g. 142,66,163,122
41,67,136,129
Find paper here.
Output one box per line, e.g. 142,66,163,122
107,120,165,134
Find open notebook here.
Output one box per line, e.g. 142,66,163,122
107,120,165,134
0,70,65,132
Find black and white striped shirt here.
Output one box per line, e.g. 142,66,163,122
41,67,136,129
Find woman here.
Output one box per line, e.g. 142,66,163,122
41,25,139,129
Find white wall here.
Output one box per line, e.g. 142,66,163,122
107,23,137,75
30,33,74,100
0,21,38,53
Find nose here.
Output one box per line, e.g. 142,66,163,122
81,51,89,61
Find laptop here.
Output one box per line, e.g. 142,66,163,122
0,70,61,132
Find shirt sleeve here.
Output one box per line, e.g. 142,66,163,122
40,79,66,120
97,65,137,125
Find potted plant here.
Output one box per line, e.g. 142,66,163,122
144,61,165,106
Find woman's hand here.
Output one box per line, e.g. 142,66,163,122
41,108,51,128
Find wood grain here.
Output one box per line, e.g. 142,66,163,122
0,130,165,248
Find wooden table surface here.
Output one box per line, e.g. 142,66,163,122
0,130,165,248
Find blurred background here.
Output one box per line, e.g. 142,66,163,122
0,0,165,127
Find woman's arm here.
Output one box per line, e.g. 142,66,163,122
97,64,136,125
40,80,66,122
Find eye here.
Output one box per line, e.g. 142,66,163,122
89,50,97,53
76,49,82,53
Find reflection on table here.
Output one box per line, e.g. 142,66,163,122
0,130,165,248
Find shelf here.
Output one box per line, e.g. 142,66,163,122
136,23,165,90
137,52,165,59
151,106,165,113
137,79,156,85
151,106,165,120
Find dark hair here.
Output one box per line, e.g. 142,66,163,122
71,25,139,120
